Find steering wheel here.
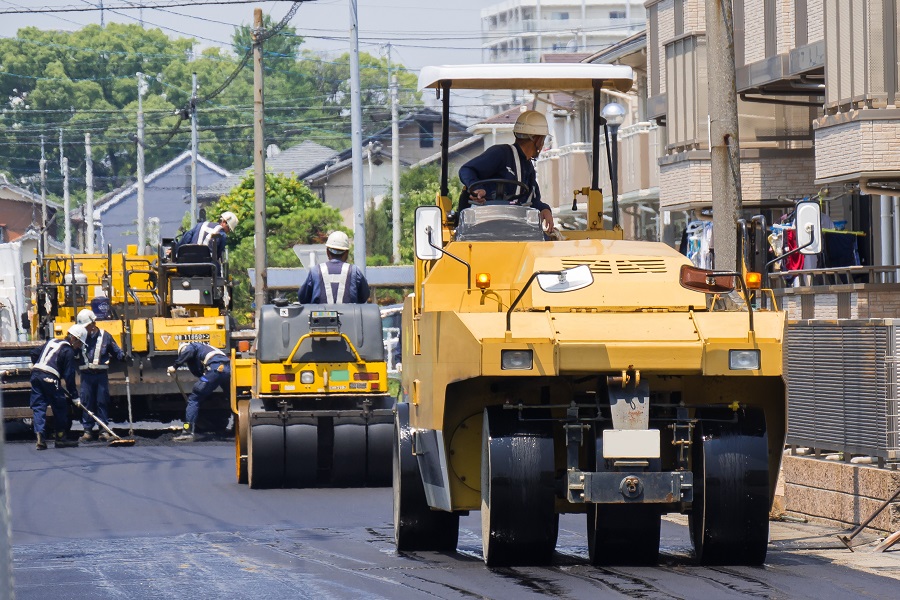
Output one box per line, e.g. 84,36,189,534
466,178,532,204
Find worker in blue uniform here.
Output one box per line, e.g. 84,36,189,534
176,210,239,264
298,231,370,304
29,324,87,450
76,309,126,442
167,341,231,442
458,110,555,232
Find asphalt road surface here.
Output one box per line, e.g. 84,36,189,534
5,430,900,599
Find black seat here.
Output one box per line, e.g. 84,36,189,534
174,244,215,277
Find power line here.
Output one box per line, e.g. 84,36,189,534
0,1,301,14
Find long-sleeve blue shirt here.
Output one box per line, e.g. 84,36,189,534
81,329,125,371
458,143,550,213
178,221,227,262
31,339,79,398
174,342,228,378
298,259,370,304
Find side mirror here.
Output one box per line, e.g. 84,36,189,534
679,265,736,294
414,206,443,261
536,264,594,293
795,200,822,255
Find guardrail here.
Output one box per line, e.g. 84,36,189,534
770,265,899,288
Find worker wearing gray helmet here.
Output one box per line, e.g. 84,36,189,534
298,231,370,304
76,309,126,443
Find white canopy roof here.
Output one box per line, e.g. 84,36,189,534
418,63,634,93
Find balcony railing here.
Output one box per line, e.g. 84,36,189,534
484,17,644,36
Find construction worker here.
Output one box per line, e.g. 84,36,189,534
297,231,370,304
166,341,230,442
177,210,239,264
29,324,87,450
76,309,126,442
458,110,555,231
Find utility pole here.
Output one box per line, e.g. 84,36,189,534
349,0,367,272
252,8,268,318
85,133,94,253
40,136,47,252
190,72,199,228
136,72,146,252
706,0,742,270
60,129,70,254
391,73,400,264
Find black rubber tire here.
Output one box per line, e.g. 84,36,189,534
690,407,770,566
366,422,393,487
248,423,285,489
588,504,661,565
481,406,558,567
235,401,249,485
331,422,367,487
585,426,661,565
393,403,459,551
284,423,318,488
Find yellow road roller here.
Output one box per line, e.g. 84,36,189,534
395,63,805,567
233,303,393,488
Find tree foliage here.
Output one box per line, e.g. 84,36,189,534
0,22,420,199
208,172,346,322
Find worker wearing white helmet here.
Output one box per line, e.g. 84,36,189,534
166,341,230,442
28,324,87,449
458,109,554,231
76,309,127,442
297,231,370,304
175,210,240,267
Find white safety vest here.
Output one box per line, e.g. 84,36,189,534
203,348,227,366
33,339,70,378
320,262,350,304
507,143,534,206
196,222,224,247
80,330,110,371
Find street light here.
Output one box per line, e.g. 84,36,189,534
601,102,626,229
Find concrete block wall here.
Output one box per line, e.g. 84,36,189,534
656,0,675,96
740,154,816,201
658,154,712,208
784,455,900,532
815,111,900,180
808,0,824,42
683,0,704,31
744,0,766,64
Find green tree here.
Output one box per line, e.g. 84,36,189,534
208,172,345,322
393,164,462,262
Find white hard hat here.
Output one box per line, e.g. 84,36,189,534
76,309,97,325
67,323,88,345
177,342,191,355
325,231,351,252
220,211,238,231
513,110,549,137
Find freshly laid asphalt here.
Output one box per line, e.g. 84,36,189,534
4,431,900,599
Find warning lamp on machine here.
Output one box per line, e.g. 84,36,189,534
745,272,762,290
476,273,491,289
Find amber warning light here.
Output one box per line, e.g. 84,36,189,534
476,273,491,289
746,272,762,289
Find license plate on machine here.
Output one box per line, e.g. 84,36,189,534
602,429,661,458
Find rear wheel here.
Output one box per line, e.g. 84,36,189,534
393,403,459,551
248,422,284,489
366,422,393,487
585,426,661,565
331,421,367,487
481,406,558,567
235,400,249,484
284,422,318,487
690,407,769,565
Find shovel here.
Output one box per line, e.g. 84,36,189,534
77,400,136,447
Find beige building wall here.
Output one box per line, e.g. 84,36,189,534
815,112,900,181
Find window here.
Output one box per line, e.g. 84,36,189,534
610,11,626,19
551,12,569,20
419,121,434,148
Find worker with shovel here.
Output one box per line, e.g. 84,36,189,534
167,341,230,442
76,309,127,443
29,323,87,450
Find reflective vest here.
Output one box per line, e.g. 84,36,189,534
202,348,227,366
80,330,111,371
196,222,224,247
33,339,70,378
319,263,350,304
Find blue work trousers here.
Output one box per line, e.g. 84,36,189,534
185,361,230,425
29,374,70,435
80,371,110,431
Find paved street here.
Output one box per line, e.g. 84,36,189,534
2,432,898,599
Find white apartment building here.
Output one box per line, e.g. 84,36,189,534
481,0,645,64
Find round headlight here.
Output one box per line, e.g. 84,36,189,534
300,371,315,384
